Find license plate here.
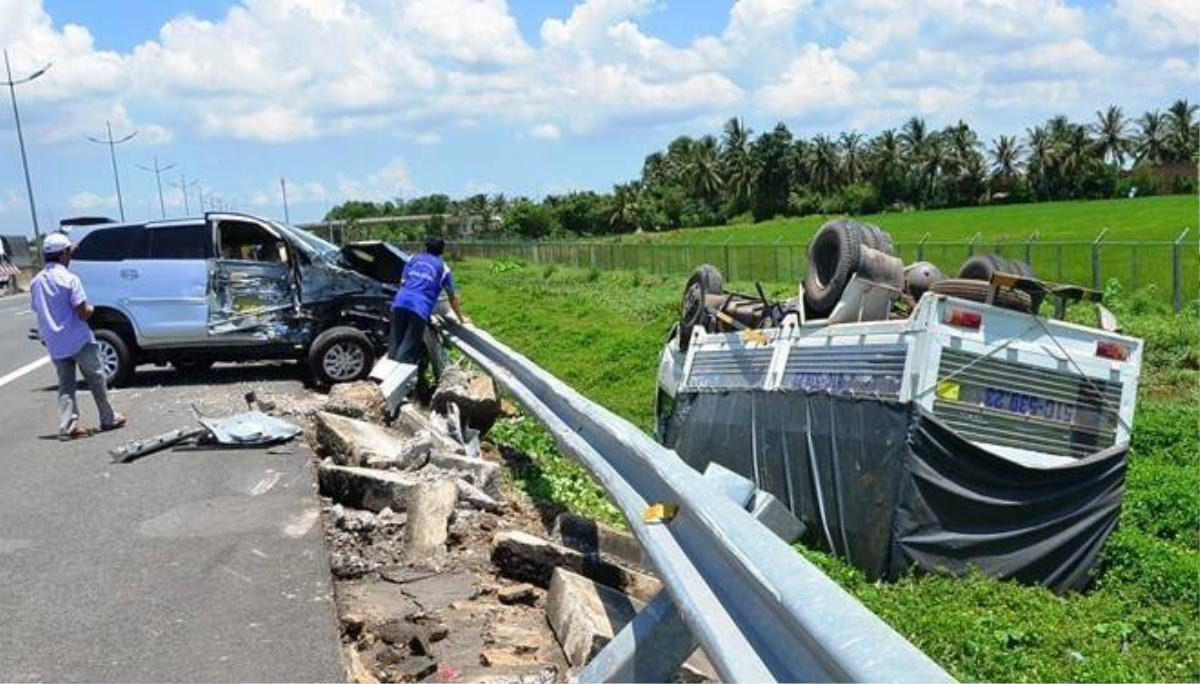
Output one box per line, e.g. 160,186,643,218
984,387,1076,423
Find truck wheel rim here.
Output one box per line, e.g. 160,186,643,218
96,340,120,381
324,341,365,381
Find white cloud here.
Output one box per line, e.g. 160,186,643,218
1111,0,1200,54
200,107,318,143
250,178,328,207
0,188,23,213
395,0,531,65
67,190,117,210
337,158,416,202
530,123,561,140
756,44,858,118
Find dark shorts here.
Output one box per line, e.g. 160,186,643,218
388,307,428,364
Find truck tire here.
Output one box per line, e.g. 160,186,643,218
859,222,896,256
309,326,374,386
94,328,134,387
929,278,1032,313
804,219,864,315
1004,258,1045,313
679,264,724,352
957,254,1009,282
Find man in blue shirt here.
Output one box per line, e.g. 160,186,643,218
389,237,470,364
30,232,126,440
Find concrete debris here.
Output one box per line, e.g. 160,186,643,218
326,381,388,424
395,404,468,455
332,550,377,579
454,478,502,512
346,645,381,684
319,464,424,513
545,567,637,667
491,530,661,602
315,411,431,470
429,451,501,497
431,368,502,433
403,479,457,558
368,357,419,417
497,583,539,606
555,512,646,569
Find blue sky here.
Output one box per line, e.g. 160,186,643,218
0,0,1196,232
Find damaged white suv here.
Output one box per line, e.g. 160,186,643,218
60,212,408,386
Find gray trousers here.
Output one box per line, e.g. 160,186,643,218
53,342,116,434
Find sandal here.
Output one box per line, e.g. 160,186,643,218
101,414,127,432
59,425,96,441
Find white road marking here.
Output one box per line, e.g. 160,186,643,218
0,356,50,389
250,471,282,496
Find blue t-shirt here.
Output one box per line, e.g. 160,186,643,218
392,253,456,320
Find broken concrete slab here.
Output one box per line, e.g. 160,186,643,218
546,567,637,667
326,381,387,424
547,568,717,681
431,368,502,434
395,404,466,454
429,451,501,497
369,358,419,417
491,530,660,602
315,411,431,469
319,463,424,513
403,479,457,558
455,478,502,513
555,513,646,570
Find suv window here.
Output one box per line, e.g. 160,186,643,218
218,220,288,263
73,226,148,261
147,224,212,259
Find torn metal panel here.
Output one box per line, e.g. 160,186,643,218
199,410,301,445
208,260,297,338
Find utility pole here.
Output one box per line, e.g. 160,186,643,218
85,120,138,221
170,174,199,215
136,155,176,218
2,49,50,239
280,176,290,223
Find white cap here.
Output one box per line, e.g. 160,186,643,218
42,232,72,255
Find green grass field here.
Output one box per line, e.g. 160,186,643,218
456,257,1199,683
609,195,1198,244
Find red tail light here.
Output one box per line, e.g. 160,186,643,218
946,308,982,329
1096,341,1129,361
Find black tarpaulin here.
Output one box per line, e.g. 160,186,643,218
663,390,1127,593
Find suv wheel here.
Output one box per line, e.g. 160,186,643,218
309,326,374,385
94,329,134,387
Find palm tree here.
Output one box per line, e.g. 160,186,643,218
808,135,840,194
686,135,723,202
1025,125,1053,199
839,131,866,184
899,116,927,159
720,117,755,210
610,182,643,232
1166,99,1198,162
989,135,1023,190
1134,110,1169,165
1091,105,1129,167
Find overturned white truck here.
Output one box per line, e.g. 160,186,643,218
655,220,1142,592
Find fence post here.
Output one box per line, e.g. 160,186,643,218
1092,228,1108,290
1174,227,1190,312
917,232,930,261
968,232,981,258
773,236,782,283
1024,231,1039,266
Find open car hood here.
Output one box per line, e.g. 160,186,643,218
339,241,410,285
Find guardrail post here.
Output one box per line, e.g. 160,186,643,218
967,232,981,258
1092,227,1108,290
579,463,802,683
1174,227,1190,312
917,232,930,261
1024,231,1039,266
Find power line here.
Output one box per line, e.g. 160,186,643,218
136,155,176,218
2,48,51,239
85,120,138,221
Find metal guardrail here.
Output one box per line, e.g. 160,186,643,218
439,318,952,682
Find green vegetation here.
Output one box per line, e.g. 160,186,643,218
608,194,1198,244
457,258,1199,682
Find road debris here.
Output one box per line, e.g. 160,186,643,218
110,410,300,463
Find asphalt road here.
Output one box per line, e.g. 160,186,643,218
0,293,344,681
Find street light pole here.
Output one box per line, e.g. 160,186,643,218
86,120,138,221
171,174,198,215
137,155,176,218
280,176,290,223
2,49,50,239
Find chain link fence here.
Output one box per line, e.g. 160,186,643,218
309,221,1196,311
